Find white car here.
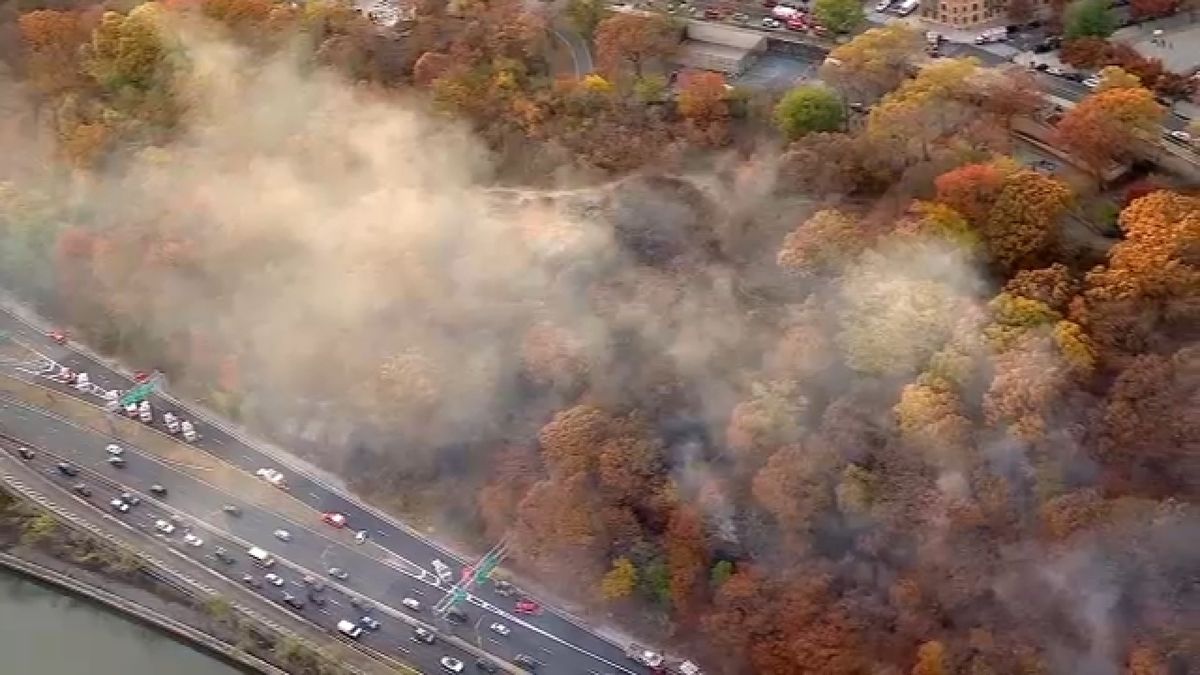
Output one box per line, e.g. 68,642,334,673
163,412,180,434
440,657,464,673
489,622,511,637
1083,76,1100,89
401,597,421,611
137,400,152,423
183,533,203,547
354,530,368,544
761,16,781,28
105,444,123,456
874,0,891,10
180,420,197,442
110,498,130,513
264,573,285,587
154,519,175,535
255,468,286,488
273,529,292,542
1166,130,1192,144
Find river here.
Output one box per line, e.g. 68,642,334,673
0,569,244,675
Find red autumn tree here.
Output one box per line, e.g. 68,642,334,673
675,70,731,147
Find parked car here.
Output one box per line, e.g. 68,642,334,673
874,0,891,10
17,446,35,460
1083,75,1101,89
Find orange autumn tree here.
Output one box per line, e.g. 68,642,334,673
676,70,731,146
1055,85,1163,181
594,12,677,80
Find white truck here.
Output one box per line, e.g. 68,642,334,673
247,546,275,567
337,619,364,639
896,0,919,14
771,5,801,19
974,27,1008,44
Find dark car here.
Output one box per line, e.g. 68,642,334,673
282,593,304,610
513,654,539,670
493,580,515,597
242,574,262,587
307,592,327,607
71,483,92,498
17,446,35,460
56,462,79,476
350,596,369,611
214,547,236,565
149,484,167,496
302,576,326,592
120,492,141,506
475,660,499,673
360,616,381,631
221,504,241,517
445,608,468,624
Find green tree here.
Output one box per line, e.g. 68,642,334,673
566,0,608,38
600,557,638,600
774,85,844,140
813,0,866,34
1065,0,1117,39
709,560,734,588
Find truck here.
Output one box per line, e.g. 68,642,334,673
337,619,363,639
974,27,1007,44
247,546,275,567
896,0,919,14
771,5,800,19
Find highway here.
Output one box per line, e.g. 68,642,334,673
0,309,653,675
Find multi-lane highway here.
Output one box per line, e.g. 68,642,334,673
0,308,654,675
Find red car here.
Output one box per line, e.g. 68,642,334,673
133,370,150,383
514,599,540,615
786,16,808,30
322,512,347,528
48,330,68,345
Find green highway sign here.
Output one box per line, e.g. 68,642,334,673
118,381,157,406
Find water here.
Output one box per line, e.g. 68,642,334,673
0,569,243,675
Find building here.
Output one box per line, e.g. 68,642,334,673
920,0,1049,29
675,21,768,76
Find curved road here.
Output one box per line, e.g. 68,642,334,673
0,309,652,675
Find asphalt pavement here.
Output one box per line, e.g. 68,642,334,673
0,309,652,675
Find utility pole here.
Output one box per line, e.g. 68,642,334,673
433,538,510,617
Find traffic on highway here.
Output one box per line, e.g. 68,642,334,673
0,310,663,675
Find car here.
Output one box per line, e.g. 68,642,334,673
492,580,515,596
17,446,35,460
106,455,126,468
1165,130,1192,144
221,504,241,516
137,401,152,423
123,402,139,417
514,599,540,614
180,420,198,442
56,462,79,476
255,468,286,488
475,660,498,673
303,576,326,592
163,412,180,434
182,533,203,547
413,626,436,643
214,547,235,564
1083,76,1100,89
71,483,92,498
264,573,285,587
154,519,176,535
110,498,130,513
273,529,291,542
149,484,167,496
401,597,421,611
48,329,68,345
308,592,327,607
441,657,465,673
105,443,123,456
360,616,381,630
513,654,539,670
120,492,140,506
328,567,349,580
445,608,468,624
242,573,261,587
703,7,720,18
322,512,347,528
761,16,781,28
337,619,363,639
489,622,510,637
873,0,891,10
349,596,369,611
282,593,304,610
354,530,368,544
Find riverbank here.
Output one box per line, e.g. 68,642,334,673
0,483,356,675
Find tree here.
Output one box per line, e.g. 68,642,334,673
819,24,924,103
676,70,731,146
86,6,173,93
894,377,972,469
934,160,1015,225
1065,0,1118,39
776,209,864,277
1130,0,1178,19
1060,36,1114,69
726,380,808,460
912,641,949,675
973,67,1044,131
867,57,981,162
982,169,1073,268
813,0,865,34
665,507,707,612
566,0,608,38
1055,86,1163,181
1096,65,1142,91
774,85,844,140
709,560,734,588
600,557,638,601
18,10,90,103
537,405,613,477
594,13,677,80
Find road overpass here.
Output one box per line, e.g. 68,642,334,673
0,308,659,675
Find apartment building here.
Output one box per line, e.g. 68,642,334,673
920,0,1048,29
